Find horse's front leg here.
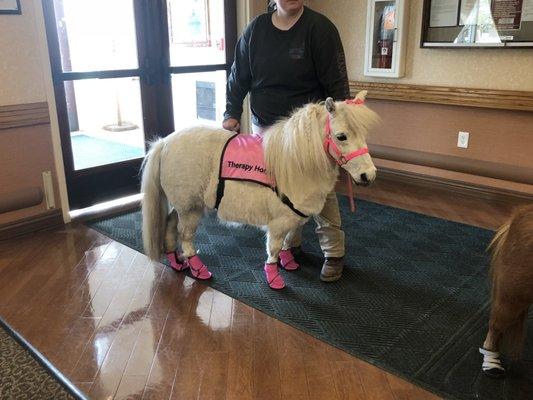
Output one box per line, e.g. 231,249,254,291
265,222,294,290
278,228,300,271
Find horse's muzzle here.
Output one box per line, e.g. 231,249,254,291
354,172,374,187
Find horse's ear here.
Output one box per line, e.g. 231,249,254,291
355,90,368,101
325,97,336,115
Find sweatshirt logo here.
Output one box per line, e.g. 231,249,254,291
289,47,305,60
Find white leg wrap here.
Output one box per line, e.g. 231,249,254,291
479,347,505,371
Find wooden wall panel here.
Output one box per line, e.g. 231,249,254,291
0,123,61,225
0,102,62,234
344,95,533,198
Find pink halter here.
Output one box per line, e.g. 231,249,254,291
323,98,369,166
323,98,369,212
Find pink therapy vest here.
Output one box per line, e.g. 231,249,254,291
220,133,275,187
215,133,307,217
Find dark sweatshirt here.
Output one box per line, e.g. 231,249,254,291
224,7,350,128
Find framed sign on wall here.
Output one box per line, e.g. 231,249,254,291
421,0,533,48
0,0,21,14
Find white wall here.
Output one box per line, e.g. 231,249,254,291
0,0,47,106
307,0,533,90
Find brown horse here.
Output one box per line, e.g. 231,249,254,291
480,204,533,378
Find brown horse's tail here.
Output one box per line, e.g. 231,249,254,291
487,221,510,265
487,221,510,298
487,218,527,359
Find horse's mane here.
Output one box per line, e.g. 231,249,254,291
263,103,330,195
263,100,379,196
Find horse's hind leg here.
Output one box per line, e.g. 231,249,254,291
164,209,178,253
164,210,184,271
177,208,212,280
177,209,201,257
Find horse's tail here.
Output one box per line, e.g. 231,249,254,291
141,138,168,261
487,220,510,316
487,220,510,296
487,220,510,266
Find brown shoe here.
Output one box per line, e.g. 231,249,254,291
320,257,344,282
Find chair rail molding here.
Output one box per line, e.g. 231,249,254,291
350,82,533,112
0,102,50,130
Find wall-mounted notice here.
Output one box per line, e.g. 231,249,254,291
0,0,20,13
491,0,523,29
460,0,479,25
430,0,460,27
523,0,533,22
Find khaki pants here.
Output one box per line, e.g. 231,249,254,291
253,124,345,258
285,191,345,258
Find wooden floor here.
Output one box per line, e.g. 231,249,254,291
0,180,520,400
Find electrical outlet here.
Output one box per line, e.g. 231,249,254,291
457,131,469,148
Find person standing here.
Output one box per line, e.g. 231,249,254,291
223,0,350,282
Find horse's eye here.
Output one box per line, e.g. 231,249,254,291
336,133,347,141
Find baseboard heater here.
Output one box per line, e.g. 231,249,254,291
369,144,533,186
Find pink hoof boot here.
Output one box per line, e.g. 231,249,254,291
279,249,299,271
186,255,212,280
166,251,186,271
264,263,285,290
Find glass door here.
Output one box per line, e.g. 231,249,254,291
43,0,236,209
167,0,236,132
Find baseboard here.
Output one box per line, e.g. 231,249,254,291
0,209,64,240
374,167,533,204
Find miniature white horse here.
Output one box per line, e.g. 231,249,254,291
141,91,379,289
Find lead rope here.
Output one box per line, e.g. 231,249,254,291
346,172,356,212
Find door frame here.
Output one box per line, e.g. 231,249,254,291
42,0,237,209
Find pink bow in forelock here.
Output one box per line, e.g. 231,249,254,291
345,98,365,105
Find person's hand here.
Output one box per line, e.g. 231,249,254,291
223,118,240,132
